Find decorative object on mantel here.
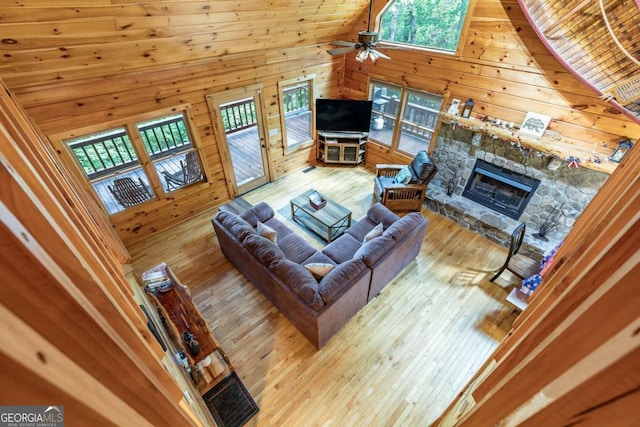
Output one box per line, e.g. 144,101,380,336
448,98,461,115
461,99,474,118
440,112,616,174
533,203,564,241
608,139,633,163
567,157,581,169
519,112,552,138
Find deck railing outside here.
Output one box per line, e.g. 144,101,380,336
69,129,138,180
221,98,257,133
137,115,192,159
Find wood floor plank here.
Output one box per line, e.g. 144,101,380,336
128,165,518,426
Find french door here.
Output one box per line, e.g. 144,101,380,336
207,85,270,196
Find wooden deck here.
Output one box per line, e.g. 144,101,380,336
227,113,312,186
128,166,519,427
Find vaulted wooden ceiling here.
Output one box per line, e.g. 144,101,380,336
0,0,372,89
519,0,640,122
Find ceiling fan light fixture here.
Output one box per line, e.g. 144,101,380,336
356,49,369,63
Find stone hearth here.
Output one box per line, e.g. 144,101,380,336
425,124,609,259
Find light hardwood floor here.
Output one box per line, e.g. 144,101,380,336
129,165,520,427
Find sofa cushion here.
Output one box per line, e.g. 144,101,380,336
243,234,284,267
240,202,274,227
271,259,324,311
319,259,367,304
302,251,336,266
215,211,257,243
410,150,436,183
264,217,294,240
257,221,277,243
367,203,401,228
346,217,378,242
278,232,317,264
322,233,362,264
353,235,396,267
383,212,425,242
363,222,384,242
304,263,335,279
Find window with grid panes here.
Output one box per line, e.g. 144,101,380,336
278,77,314,151
368,80,444,156
65,111,203,214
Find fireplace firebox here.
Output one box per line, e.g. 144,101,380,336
462,159,540,220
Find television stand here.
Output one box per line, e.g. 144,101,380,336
317,131,367,165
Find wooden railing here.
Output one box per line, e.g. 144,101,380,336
283,84,309,116
69,130,139,179
138,115,192,159
373,96,440,138
220,98,257,133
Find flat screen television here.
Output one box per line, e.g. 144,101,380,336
315,99,373,133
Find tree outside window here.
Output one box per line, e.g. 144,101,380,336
380,0,471,53
278,77,314,152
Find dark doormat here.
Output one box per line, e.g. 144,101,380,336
202,371,259,427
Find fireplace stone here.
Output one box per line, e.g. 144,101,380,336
424,124,609,258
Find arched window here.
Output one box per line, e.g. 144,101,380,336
380,0,471,54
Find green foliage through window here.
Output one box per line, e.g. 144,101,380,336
380,0,470,52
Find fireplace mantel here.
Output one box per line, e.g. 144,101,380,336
441,112,616,175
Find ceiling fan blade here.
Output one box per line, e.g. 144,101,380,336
330,40,357,47
327,46,357,55
370,48,391,60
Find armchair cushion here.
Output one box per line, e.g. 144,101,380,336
410,150,437,183
394,166,412,184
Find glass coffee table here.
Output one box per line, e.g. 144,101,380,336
290,189,352,242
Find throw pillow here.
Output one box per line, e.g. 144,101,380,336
363,222,383,243
394,166,412,184
304,263,335,279
257,220,277,243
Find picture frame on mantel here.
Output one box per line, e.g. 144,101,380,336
609,140,633,163
519,112,552,138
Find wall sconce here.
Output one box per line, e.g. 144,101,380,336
609,139,633,163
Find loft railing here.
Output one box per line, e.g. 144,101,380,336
221,98,257,133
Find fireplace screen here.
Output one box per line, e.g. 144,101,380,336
462,159,540,219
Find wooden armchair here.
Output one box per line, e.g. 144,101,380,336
373,150,437,212
108,177,153,208
162,151,203,190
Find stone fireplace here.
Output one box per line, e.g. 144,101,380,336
425,124,609,259
462,159,540,220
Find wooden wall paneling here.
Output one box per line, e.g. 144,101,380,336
12,48,344,246
0,180,194,426
1,84,202,424
0,86,130,264
0,304,154,427
514,347,640,427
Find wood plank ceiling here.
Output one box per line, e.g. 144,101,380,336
519,0,640,122
0,0,371,89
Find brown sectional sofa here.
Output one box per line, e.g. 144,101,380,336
211,201,428,349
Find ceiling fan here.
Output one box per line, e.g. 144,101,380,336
327,0,390,63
